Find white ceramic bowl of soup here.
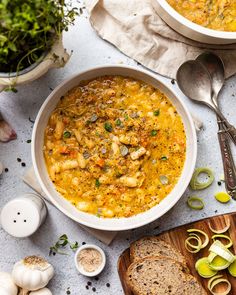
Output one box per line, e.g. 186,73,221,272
32,65,197,231
154,0,236,44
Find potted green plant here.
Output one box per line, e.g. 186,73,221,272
0,0,78,91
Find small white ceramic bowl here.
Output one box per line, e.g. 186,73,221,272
32,65,197,231
74,244,106,277
154,0,236,44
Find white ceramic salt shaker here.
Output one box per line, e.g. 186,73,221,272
0,193,47,238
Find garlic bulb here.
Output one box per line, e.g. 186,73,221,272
0,272,18,295
29,287,52,295
12,256,54,294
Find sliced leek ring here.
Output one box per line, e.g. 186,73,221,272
208,253,231,271
212,234,233,249
208,275,231,295
187,196,204,210
185,236,202,253
215,192,231,203
187,229,209,249
190,167,214,190
228,258,236,277
208,219,230,234
195,257,217,278
209,241,235,264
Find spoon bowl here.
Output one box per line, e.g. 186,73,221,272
196,53,225,101
176,60,213,106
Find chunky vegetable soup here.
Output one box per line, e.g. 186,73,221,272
167,0,236,32
44,76,186,218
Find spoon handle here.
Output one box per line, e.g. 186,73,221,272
210,102,236,145
218,121,236,199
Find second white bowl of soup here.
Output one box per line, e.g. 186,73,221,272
154,0,236,44
32,65,197,231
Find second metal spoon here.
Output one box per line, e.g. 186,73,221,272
196,52,236,199
176,60,236,145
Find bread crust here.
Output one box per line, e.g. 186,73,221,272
126,256,207,295
130,236,187,265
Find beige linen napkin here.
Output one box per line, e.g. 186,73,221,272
86,0,236,79
22,167,117,245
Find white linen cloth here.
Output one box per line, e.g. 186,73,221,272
86,0,236,79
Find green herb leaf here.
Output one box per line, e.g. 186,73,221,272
70,241,79,250
124,114,129,120
0,0,78,73
104,122,113,132
63,131,71,138
49,234,79,256
150,130,158,136
115,118,122,126
153,109,160,116
95,179,101,188
160,156,168,161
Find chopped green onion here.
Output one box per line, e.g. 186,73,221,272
115,118,122,126
153,109,160,116
95,179,101,188
104,122,113,132
215,192,231,203
187,196,204,210
63,131,71,138
195,257,217,278
208,275,231,295
212,234,233,249
159,175,169,185
150,130,158,136
124,114,129,120
190,167,214,190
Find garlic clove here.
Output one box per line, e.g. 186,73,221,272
0,119,17,142
29,287,52,295
0,272,18,295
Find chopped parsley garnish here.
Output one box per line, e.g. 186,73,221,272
104,122,113,132
160,156,168,161
150,130,158,136
115,118,122,126
63,131,71,138
95,179,101,188
153,109,160,116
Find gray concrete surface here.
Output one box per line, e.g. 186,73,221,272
1,3,236,294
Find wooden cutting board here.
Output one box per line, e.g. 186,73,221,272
118,212,236,294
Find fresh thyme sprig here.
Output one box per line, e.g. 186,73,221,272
0,0,78,73
49,234,79,256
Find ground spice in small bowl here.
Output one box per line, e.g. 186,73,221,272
78,248,103,273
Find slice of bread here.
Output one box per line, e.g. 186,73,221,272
130,236,186,265
126,256,207,295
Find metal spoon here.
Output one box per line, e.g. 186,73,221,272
196,52,236,199
176,60,236,145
